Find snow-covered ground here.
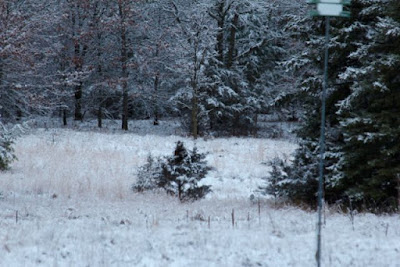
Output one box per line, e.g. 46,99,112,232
0,122,399,266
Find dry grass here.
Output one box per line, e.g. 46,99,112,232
0,129,297,200
1,129,399,267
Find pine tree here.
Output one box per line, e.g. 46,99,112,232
170,0,285,137
132,141,211,201
278,0,400,212
275,17,341,206
0,123,16,171
336,0,400,211
160,141,211,201
274,1,368,207
202,0,284,136
132,154,163,192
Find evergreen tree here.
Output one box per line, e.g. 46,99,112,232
132,154,163,192
160,141,211,201
276,0,400,212
274,1,367,207
267,1,308,122
276,17,342,206
132,141,212,202
0,122,16,171
171,0,285,137
336,0,400,211
202,0,284,136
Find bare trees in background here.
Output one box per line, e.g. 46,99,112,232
0,0,296,135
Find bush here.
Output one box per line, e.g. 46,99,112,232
160,141,212,201
0,123,17,171
132,141,212,201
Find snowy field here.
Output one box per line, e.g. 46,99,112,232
0,120,399,266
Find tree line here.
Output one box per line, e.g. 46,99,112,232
0,0,301,136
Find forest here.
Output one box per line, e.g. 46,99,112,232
1,0,400,211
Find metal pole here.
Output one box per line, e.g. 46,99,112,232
317,16,330,267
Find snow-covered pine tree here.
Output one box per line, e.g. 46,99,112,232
274,1,369,207
0,122,17,171
202,0,285,136
274,15,339,207
132,154,163,192
336,0,400,211
160,141,211,201
170,0,286,137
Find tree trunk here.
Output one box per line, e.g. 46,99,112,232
153,15,161,126
96,29,104,129
72,8,83,121
252,114,258,136
63,109,67,126
121,80,128,130
191,40,201,139
191,94,198,139
153,74,159,125
178,182,183,201
227,11,239,69
216,2,225,63
97,106,102,128
119,2,129,131
74,82,83,121
16,109,22,121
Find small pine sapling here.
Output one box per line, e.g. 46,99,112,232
132,154,162,192
132,141,212,201
160,141,211,201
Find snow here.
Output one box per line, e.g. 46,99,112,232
0,123,399,266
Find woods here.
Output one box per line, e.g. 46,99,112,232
1,0,291,134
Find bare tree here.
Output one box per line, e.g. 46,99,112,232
169,1,214,138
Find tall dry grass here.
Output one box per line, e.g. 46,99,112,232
0,129,297,200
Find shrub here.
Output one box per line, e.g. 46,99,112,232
160,141,211,201
133,141,212,201
132,154,163,192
